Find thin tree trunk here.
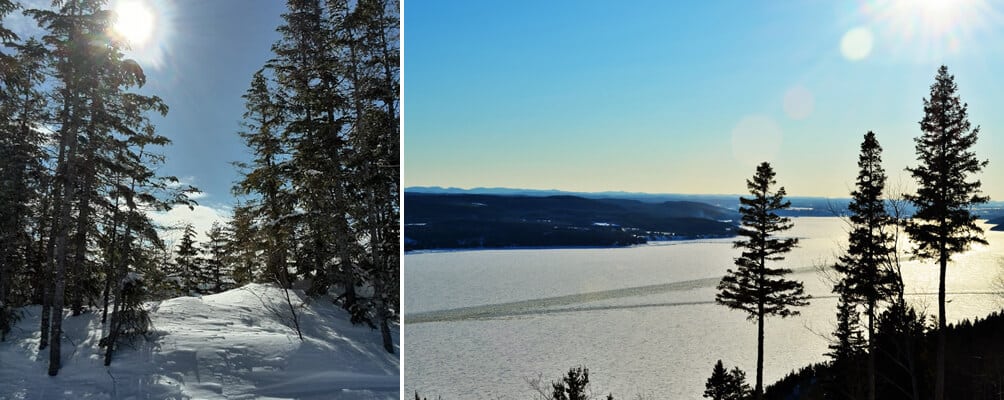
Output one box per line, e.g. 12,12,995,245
380,309,393,354
103,258,125,366
868,300,876,400
48,98,82,376
105,164,139,366
69,168,95,316
756,303,764,400
38,128,66,351
935,253,947,400
102,205,122,324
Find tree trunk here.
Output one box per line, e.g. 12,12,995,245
935,253,947,400
38,275,50,350
69,171,95,316
103,275,124,366
380,310,393,354
756,303,764,400
48,179,75,376
868,300,876,400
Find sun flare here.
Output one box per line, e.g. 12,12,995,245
113,0,155,46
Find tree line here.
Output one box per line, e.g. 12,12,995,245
231,0,400,353
0,0,400,378
709,65,987,400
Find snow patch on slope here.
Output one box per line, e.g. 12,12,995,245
0,283,399,399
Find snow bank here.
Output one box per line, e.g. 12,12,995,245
0,283,399,399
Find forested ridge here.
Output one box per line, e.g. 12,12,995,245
403,192,738,250
0,0,400,380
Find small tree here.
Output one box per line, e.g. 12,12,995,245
825,294,866,399
202,221,232,293
716,161,810,399
530,366,614,400
827,295,866,363
705,360,751,400
174,223,202,295
552,366,590,400
904,65,988,400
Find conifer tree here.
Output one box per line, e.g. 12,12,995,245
202,221,232,293
704,360,751,400
0,36,47,342
227,203,259,286
826,294,866,399
833,131,897,400
234,69,294,288
904,65,988,400
716,161,809,399
174,223,201,295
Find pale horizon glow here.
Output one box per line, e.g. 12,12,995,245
405,2,1004,199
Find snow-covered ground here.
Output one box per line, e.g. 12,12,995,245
0,283,399,399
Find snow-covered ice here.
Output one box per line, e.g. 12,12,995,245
0,283,399,399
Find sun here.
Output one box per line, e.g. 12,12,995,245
112,0,156,46
850,0,992,61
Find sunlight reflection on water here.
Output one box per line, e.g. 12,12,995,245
404,217,1004,399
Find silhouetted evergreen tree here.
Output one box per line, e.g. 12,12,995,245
904,65,988,400
705,360,752,400
833,130,897,400
825,294,866,399
717,161,810,400
874,298,926,400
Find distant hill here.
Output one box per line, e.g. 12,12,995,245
989,215,1004,231
406,186,1004,220
404,193,739,251
406,186,850,217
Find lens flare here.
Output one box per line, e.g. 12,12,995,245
840,27,874,61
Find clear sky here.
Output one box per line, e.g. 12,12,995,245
10,0,286,240
404,0,1004,199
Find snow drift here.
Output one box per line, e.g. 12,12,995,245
0,283,399,399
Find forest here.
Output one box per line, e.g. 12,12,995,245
0,0,399,380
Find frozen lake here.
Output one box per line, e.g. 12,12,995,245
404,217,1004,399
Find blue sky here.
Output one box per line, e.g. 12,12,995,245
404,1,1004,198
9,0,286,239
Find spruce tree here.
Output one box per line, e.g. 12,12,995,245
174,223,201,295
833,131,897,400
0,36,48,342
234,69,294,288
716,161,809,400
904,65,988,400
826,294,866,399
704,360,752,400
227,203,259,286
202,221,232,293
